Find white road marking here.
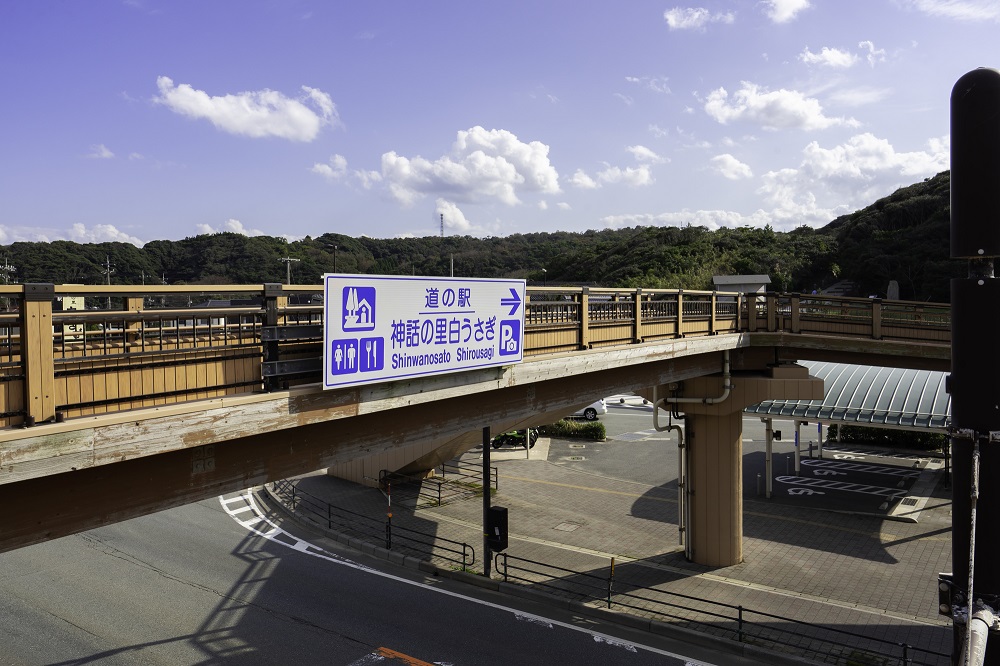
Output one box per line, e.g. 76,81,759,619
515,612,553,628
594,635,638,652
219,490,707,665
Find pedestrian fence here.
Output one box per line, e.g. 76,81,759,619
493,552,949,666
267,479,475,570
375,459,498,509
268,476,947,666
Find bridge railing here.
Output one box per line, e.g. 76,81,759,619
0,283,950,430
744,292,950,343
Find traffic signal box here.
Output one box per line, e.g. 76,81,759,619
487,506,508,552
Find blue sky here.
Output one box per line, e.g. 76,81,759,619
1,1,996,246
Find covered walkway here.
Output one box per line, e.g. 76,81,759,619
744,361,951,498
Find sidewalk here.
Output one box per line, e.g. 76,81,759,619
270,436,953,664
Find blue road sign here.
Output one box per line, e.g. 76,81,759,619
323,275,526,390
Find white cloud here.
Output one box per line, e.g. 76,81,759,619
87,144,114,159
613,92,634,106
648,124,669,138
703,81,859,130
68,223,145,246
355,169,383,189
626,75,671,94
900,0,1000,21
557,202,571,210
537,200,548,210
570,164,654,189
568,169,598,189
196,218,267,237
798,46,858,68
627,145,668,164
759,0,811,23
710,154,753,180
312,154,348,181
602,209,771,231
858,40,887,67
663,7,735,30
799,132,949,180
436,199,473,233
756,133,949,226
153,76,339,142
379,127,560,207
596,165,654,187
827,86,892,107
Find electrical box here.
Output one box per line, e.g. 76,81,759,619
486,506,508,552
774,430,782,441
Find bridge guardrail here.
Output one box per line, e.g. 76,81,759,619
0,283,950,430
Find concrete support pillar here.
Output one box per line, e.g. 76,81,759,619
687,409,743,566
664,364,823,568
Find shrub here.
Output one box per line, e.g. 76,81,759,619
539,419,606,441
826,424,946,452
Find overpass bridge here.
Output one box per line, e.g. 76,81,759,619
0,283,950,564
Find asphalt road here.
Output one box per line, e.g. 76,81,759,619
0,490,752,666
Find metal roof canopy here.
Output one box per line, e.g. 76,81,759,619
744,361,951,432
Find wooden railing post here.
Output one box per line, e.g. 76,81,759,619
766,293,777,332
580,287,590,349
125,296,144,344
263,283,282,391
710,291,717,335
871,298,882,340
634,288,643,342
676,290,684,337
790,293,801,334
746,293,757,332
22,284,56,425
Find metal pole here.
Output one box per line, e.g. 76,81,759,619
817,422,824,459
764,418,773,499
482,425,491,578
794,421,801,476
949,66,1000,666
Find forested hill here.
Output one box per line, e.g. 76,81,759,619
3,170,959,302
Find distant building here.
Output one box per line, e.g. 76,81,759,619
712,274,771,295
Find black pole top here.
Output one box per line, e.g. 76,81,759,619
951,67,1000,259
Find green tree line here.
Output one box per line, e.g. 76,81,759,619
1,171,959,302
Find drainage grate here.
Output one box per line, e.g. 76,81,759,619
554,522,581,532
569,444,587,449
900,497,918,506
565,455,586,461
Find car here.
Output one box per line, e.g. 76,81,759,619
570,399,607,421
490,428,539,449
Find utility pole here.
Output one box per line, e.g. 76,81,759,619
0,258,15,285
946,67,1000,666
279,257,300,285
101,255,115,309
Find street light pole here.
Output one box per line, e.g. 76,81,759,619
542,268,547,287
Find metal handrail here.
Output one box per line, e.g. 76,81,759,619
494,551,947,666
269,479,475,570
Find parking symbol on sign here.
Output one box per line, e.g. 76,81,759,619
498,319,520,356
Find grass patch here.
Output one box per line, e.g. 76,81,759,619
540,420,606,441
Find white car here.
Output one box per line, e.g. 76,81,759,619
571,399,607,421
